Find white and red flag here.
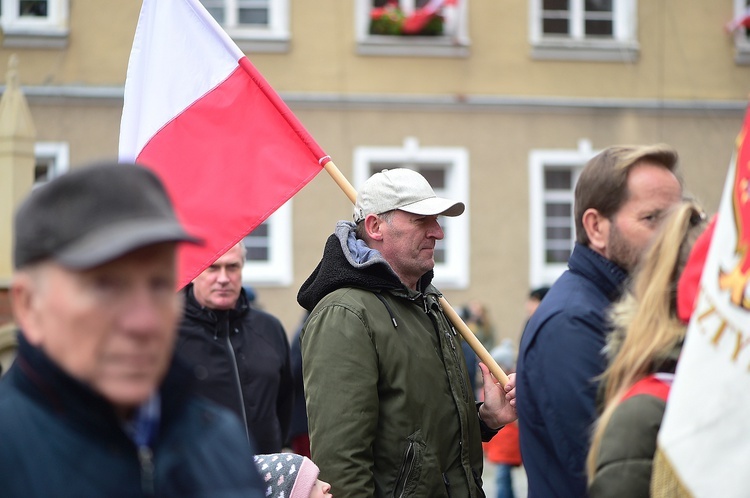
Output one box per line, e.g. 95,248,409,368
655,106,750,496
725,7,750,33
402,0,458,35
119,0,328,288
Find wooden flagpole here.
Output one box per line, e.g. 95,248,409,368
322,160,509,386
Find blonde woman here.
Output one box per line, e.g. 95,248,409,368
587,201,708,497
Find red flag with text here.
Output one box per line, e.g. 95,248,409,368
656,106,750,496
119,0,327,288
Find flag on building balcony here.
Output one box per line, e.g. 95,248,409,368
654,106,750,496
119,0,328,289
402,0,458,35
725,7,750,33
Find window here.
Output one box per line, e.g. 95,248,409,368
732,0,750,65
199,0,289,53
1,0,68,48
529,139,597,287
355,0,470,57
529,0,638,62
354,137,470,288
241,200,292,286
33,141,68,187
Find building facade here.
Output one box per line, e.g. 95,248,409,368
0,0,748,347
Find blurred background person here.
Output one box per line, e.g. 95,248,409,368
176,241,294,454
484,339,522,498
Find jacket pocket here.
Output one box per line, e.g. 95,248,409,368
392,431,426,498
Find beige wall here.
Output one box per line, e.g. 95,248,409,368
1,1,747,99
1,0,747,344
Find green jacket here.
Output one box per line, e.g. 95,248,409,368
298,221,490,498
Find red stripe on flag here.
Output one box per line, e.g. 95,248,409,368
137,60,323,288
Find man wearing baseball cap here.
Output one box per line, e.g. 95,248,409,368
0,162,264,497
297,168,517,497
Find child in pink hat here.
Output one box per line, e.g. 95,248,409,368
254,453,332,498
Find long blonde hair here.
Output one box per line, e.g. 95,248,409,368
586,200,707,482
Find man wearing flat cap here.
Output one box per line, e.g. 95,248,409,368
0,162,264,497
297,168,517,497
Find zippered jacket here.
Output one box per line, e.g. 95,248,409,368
517,243,627,498
588,326,681,497
0,333,264,497
176,285,293,454
297,221,494,498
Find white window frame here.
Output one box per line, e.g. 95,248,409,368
733,0,750,65
529,0,638,62
355,0,470,58
33,141,68,187
529,139,597,287
202,0,289,53
241,200,292,286
354,137,470,289
1,0,69,48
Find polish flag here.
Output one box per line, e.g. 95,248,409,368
119,0,328,289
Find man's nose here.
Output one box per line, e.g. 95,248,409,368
427,219,445,239
121,287,163,333
216,267,230,283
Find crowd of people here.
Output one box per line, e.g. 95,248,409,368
0,141,718,496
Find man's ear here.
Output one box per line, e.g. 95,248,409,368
364,214,384,242
581,208,610,254
10,273,42,345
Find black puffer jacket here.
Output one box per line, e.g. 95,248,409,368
176,285,293,454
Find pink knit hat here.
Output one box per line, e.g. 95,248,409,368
254,453,320,498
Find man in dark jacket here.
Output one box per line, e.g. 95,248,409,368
517,144,683,497
176,241,293,454
298,168,517,498
0,163,264,497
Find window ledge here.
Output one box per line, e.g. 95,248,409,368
531,39,639,63
357,35,470,58
735,43,750,65
234,37,290,54
2,27,69,49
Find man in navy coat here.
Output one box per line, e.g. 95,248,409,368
517,144,683,498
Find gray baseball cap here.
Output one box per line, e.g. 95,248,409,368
353,168,465,223
13,162,201,269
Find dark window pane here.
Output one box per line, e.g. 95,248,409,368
545,202,571,217
20,0,46,16
249,223,268,237
544,169,572,189
34,164,49,182
585,0,612,12
416,0,431,7
543,0,568,9
419,167,446,189
370,163,395,176
545,226,572,240
239,8,268,25
434,247,445,264
546,248,571,264
247,247,268,261
543,18,569,34
372,0,389,7
585,19,613,36
204,7,224,23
